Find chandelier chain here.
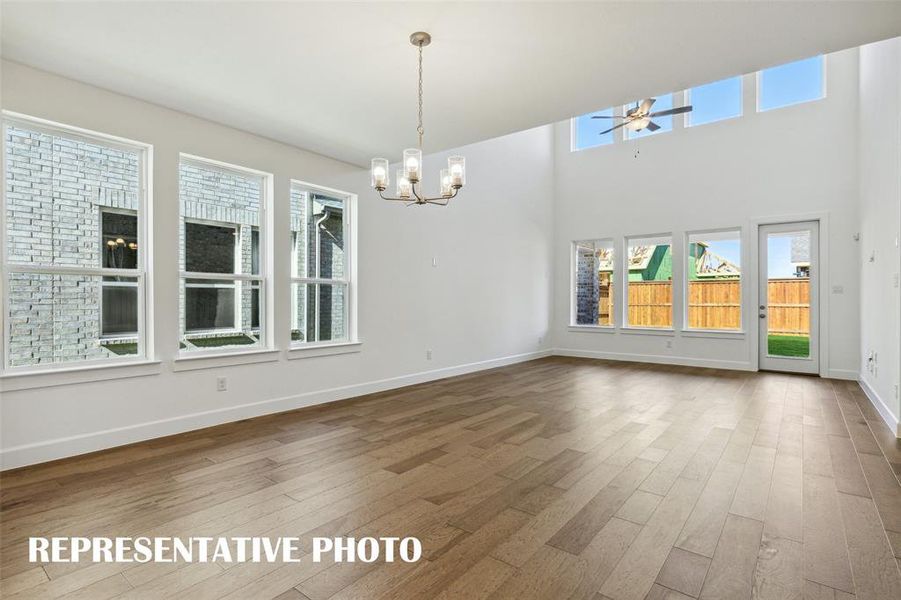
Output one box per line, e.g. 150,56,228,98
417,43,424,149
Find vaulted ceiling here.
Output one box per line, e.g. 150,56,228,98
3,2,900,166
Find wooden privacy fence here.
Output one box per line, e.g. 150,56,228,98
601,278,809,334
766,278,810,336
627,281,673,328
687,280,741,330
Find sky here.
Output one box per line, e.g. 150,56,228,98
701,238,741,267
698,236,805,278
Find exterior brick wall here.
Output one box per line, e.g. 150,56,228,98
5,125,140,367
575,245,599,325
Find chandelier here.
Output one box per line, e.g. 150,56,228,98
370,32,466,206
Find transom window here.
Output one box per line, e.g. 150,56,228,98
178,156,269,353
572,107,617,151
758,55,825,111
2,116,149,370
290,182,353,345
688,77,743,126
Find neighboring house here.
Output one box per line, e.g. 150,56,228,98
600,243,739,282
791,235,810,277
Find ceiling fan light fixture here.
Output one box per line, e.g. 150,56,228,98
626,116,651,131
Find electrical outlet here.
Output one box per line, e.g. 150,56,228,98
426,350,432,360
538,336,543,346
665,340,673,349
432,257,438,268
216,377,227,392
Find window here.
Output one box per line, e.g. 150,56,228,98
686,230,742,331
687,77,742,126
2,117,148,370
290,182,352,345
626,94,673,140
573,240,614,326
101,209,139,340
626,235,672,328
572,107,617,151
179,157,268,352
758,56,824,111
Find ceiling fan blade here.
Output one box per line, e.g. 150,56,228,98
590,115,625,119
648,105,693,117
639,98,656,113
599,122,628,135
646,121,661,132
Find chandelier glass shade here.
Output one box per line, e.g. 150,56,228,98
370,32,466,206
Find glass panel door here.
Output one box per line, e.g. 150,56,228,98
758,221,819,374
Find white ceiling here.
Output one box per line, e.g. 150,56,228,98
3,2,900,166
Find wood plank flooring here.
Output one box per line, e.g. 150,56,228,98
2,357,901,599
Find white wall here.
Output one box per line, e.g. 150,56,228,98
552,48,861,378
858,38,901,434
0,61,555,469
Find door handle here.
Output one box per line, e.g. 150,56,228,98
759,314,766,319
759,305,766,310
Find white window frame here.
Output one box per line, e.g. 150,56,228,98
756,55,826,113
0,111,152,374
623,233,674,331
570,239,616,329
683,227,744,335
178,154,271,357
289,180,356,349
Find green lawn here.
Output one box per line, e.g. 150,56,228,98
768,335,809,357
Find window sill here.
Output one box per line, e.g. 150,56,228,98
172,348,280,372
0,359,162,392
287,341,362,360
680,329,746,339
567,326,615,334
620,327,676,337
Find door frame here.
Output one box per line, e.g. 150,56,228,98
749,212,830,377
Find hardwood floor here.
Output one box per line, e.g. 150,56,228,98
2,357,901,599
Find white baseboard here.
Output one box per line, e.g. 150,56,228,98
827,369,859,381
552,348,754,372
0,349,551,471
858,377,901,438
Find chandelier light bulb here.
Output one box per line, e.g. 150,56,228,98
396,169,412,199
370,158,389,190
448,156,465,188
403,148,422,183
439,169,452,198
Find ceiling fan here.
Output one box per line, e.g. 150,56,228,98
592,98,693,135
